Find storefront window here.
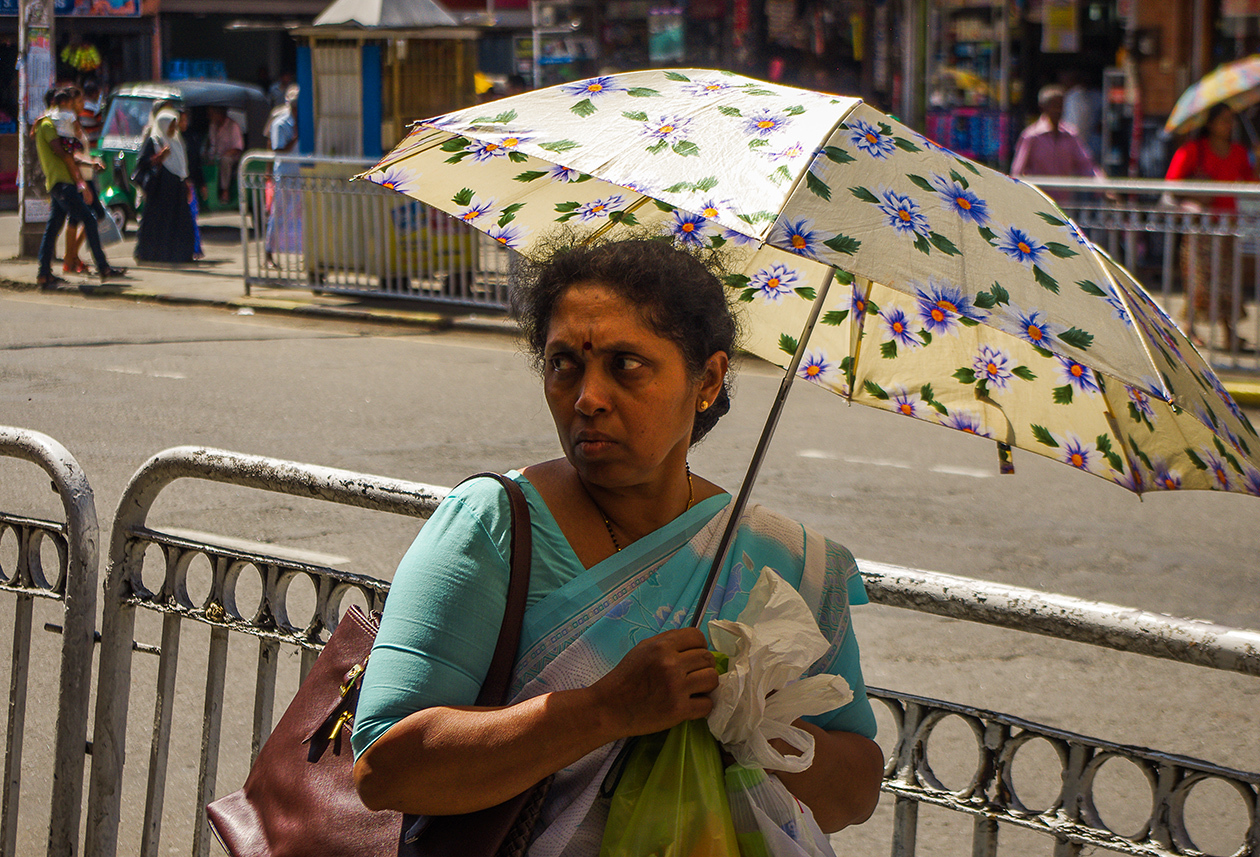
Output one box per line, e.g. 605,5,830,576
925,0,1020,167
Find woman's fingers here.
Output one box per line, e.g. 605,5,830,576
592,629,720,737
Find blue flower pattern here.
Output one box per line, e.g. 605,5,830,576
879,189,931,237
849,119,897,159
749,263,797,302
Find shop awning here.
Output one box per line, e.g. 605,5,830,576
312,0,458,28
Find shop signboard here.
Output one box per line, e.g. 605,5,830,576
0,0,139,14
0,0,72,14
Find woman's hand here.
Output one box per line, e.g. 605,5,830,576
355,629,719,816
589,628,718,736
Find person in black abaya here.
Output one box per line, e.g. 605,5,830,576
134,106,197,263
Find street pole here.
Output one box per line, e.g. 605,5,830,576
17,0,54,259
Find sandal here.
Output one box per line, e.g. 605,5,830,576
37,274,68,290
97,266,128,282
62,259,88,274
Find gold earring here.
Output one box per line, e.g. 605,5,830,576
699,400,709,412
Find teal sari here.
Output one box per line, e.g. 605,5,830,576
511,494,874,857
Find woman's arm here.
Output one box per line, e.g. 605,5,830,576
354,627,719,815
769,721,884,833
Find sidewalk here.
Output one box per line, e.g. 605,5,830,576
2,210,1257,407
0,210,514,332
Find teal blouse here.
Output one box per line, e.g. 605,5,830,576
352,472,876,759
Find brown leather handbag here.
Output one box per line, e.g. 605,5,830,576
206,472,550,857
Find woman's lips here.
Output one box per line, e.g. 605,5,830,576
574,432,615,455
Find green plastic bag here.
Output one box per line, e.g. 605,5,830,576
599,719,741,857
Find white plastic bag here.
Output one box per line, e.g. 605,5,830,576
706,566,852,773
725,764,836,857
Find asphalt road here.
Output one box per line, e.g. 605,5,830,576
2,290,1259,856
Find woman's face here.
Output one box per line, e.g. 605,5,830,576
543,281,726,491
1209,108,1235,141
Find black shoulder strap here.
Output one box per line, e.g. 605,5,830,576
457,472,532,706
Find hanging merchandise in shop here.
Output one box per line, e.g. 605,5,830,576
1043,0,1081,53
925,0,1019,168
61,42,101,72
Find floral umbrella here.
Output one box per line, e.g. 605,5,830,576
359,68,1260,501
1165,54,1260,136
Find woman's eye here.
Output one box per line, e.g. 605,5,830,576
614,355,644,371
549,354,576,372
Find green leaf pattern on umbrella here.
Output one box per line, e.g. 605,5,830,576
358,69,1260,497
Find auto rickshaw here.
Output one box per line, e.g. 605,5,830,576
94,80,271,232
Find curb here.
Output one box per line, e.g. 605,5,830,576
0,276,459,331
1229,383,1260,408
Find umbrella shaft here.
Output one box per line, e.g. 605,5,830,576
690,267,838,629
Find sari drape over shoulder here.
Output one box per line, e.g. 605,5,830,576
355,473,874,857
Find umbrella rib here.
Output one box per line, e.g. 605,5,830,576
846,277,874,401
1095,255,1175,403
772,100,865,224
582,196,655,245
690,267,838,628
1099,378,1145,498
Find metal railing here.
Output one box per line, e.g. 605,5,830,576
0,427,98,857
237,152,515,309
74,447,1259,857
0,434,1254,855
84,447,448,857
1026,176,1260,373
861,561,1260,857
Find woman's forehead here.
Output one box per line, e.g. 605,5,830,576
546,282,661,344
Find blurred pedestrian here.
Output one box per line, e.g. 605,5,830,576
61,86,109,275
133,106,197,263
1011,85,1105,202
1060,69,1102,163
264,85,301,267
78,79,103,144
206,105,244,204
34,86,125,287
1164,102,1256,350
179,109,204,259
268,71,295,107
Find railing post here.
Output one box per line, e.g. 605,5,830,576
0,427,99,857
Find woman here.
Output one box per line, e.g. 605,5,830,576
352,239,884,850
133,105,197,264
1165,102,1256,350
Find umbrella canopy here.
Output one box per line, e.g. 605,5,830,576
1165,54,1260,135
360,68,1260,499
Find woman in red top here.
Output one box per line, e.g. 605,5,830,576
1164,103,1256,350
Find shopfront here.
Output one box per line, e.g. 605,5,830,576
920,0,1122,170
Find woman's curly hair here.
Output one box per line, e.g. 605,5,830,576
511,237,740,444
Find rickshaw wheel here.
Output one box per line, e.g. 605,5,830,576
108,205,128,235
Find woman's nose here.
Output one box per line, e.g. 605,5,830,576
574,370,610,415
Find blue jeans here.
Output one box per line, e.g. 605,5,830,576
38,183,109,277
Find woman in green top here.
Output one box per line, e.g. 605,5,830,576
352,239,884,851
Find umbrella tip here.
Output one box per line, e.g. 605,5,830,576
997,442,1015,475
